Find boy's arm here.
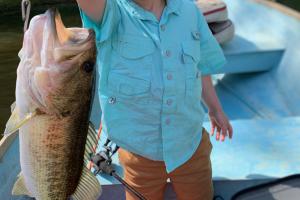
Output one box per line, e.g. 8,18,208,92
76,0,106,22
201,75,233,141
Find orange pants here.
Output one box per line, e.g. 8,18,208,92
118,128,213,200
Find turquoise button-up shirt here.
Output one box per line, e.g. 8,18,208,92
80,0,226,172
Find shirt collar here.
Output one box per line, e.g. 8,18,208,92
126,0,182,21
166,0,182,16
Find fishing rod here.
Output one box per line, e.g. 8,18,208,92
91,139,147,200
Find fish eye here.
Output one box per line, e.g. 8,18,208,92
82,61,94,73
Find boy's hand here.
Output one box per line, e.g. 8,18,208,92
208,110,233,142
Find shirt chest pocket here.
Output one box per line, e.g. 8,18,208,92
108,72,150,96
111,35,155,81
108,35,155,102
181,41,202,101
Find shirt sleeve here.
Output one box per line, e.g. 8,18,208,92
196,8,226,75
79,0,121,43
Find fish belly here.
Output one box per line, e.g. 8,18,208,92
19,114,88,200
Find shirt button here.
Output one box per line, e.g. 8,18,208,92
166,99,173,105
165,118,171,125
165,50,171,57
160,24,166,31
108,97,116,104
167,73,173,80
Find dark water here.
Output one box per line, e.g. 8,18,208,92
0,2,299,135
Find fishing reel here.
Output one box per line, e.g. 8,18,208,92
90,139,147,200
91,139,118,176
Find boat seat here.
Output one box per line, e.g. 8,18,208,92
209,20,235,44
214,34,286,75
196,0,228,23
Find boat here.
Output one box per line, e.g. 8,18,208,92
1,0,300,199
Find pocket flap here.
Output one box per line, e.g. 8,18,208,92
108,73,150,96
182,41,201,63
113,35,155,59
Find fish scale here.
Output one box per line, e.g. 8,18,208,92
20,117,78,199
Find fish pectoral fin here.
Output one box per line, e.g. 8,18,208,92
71,166,102,200
1,106,37,159
4,107,37,136
4,107,21,136
12,173,33,197
84,122,99,167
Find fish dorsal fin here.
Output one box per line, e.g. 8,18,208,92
12,172,33,197
71,166,102,200
84,122,100,167
4,103,37,136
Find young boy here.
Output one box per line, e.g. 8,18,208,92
77,0,233,199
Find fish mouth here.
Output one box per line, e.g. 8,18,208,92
46,8,95,46
45,8,95,63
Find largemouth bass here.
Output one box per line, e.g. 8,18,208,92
1,8,101,200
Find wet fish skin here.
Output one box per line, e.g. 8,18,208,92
12,8,98,200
